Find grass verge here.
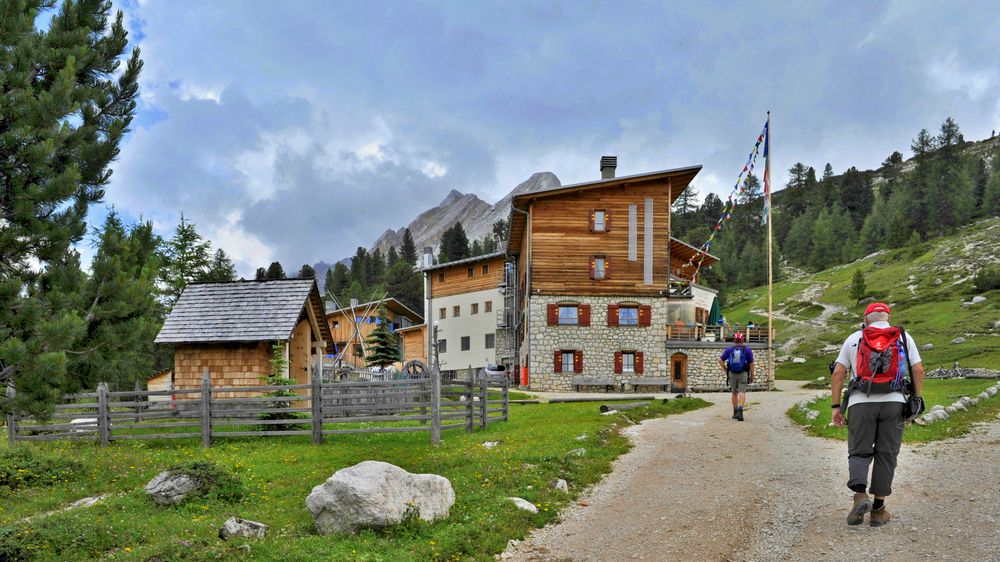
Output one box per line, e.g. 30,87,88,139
787,379,1000,443
0,397,708,561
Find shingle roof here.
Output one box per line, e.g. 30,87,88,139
155,278,326,344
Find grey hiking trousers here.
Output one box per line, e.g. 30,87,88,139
847,401,905,497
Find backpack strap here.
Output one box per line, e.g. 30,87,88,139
897,325,915,396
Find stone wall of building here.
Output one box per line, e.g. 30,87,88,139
527,294,673,392
669,343,772,392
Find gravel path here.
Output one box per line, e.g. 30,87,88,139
503,381,1000,562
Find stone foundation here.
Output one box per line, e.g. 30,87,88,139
668,343,772,392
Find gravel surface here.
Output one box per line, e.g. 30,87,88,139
502,381,1000,562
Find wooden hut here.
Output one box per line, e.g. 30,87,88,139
325,298,423,369
154,278,332,393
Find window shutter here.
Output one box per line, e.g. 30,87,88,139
605,211,611,232
579,304,591,326
589,258,596,280
608,304,619,326
614,351,623,374
574,350,583,373
553,350,562,373
604,258,610,280
547,303,558,325
589,211,595,232
635,351,645,374
638,305,652,327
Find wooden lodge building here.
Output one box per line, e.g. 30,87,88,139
325,297,423,370
154,278,332,394
497,156,771,392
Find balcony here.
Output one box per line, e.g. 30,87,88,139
666,324,769,343
497,309,511,329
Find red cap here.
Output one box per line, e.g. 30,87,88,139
734,331,745,342
864,302,890,317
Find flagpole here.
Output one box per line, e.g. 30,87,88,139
766,111,775,391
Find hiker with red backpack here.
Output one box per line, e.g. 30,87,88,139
719,331,754,421
831,302,925,527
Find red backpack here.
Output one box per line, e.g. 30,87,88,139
854,325,907,395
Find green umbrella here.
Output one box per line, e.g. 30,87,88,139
708,296,721,325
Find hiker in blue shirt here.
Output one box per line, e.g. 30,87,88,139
719,332,754,421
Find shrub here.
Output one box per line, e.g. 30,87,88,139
167,461,245,503
973,267,1000,292
0,447,81,495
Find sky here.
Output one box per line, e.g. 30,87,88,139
75,1,1000,276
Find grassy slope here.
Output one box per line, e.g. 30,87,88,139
0,398,708,561
722,218,1000,381
787,378,1000,443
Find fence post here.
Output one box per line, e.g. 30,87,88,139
134,378,143,423
430,358,441,445
502,371,509,421
5,382,15,445
465,367,474,433
97,382,110,446
200,368,212,448
311,365,323,445
479,368,488,428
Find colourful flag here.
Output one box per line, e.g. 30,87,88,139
761,119,771,226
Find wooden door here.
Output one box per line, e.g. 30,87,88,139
670,352,688,392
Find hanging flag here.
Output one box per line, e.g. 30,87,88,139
761,117,771,225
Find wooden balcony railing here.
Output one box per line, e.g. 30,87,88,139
666,324,769,343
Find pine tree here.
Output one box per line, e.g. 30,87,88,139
386,246,400,266
265,261,286,279
323,267,335,294
492,218,509,245
297,264,316,278
385,260,422,312
255,267,267,280
365,306,400,369
471,239,483,256
857,196,888,255
161,214,212,306
808,207,839,271
328,262,350,300
368,248,385,285
984,169,1000,215
911,129,934,157
201,249,236,282
972,158,989,212
400,229,418,266
673,184,700,215
849,270,867,302
350,247,369,284
838,167,873,229
822,163,835,183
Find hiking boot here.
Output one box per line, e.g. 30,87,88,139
870,506,891,527
736,409,744,421
847,492,871,526
732,410,739,419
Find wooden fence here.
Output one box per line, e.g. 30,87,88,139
4,364,508,447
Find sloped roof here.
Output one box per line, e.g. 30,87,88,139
418,249,506,273
155,278,331,344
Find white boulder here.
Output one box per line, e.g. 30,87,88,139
792,357,807,364
508,497,538,513
987,387,998,397
219,517,267,540
960,396,974,407
305,461,454,535
930,405,945,412
550,479,569,493
945,406,957,414
951,337,967,345
971,296,987,304
921,343,935,351
978,392,990,401
953,401,967,411
145,471,199,506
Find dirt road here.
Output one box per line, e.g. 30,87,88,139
503,381,1000,562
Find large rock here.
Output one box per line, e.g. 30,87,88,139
305,461,454,535
145,472,199,506
951,337,967,345
921,343,935,351
508,497,538,513
219,517,267,540
971,296,987,304
792,357,806,364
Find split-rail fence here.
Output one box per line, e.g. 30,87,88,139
4,365,508,447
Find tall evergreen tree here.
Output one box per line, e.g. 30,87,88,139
255,267,267,280
265,261,286,280
385,260,422,312
350,247,369,284
400,229,418,266
323,267,335,294
328,262,350,300
297,264,316,278
386,246,400,266
365,306,400,369
838,167,873,229
471,239,483,256
161,214,212,306
492,218,509,245
368,248,385,285
201,249,236,282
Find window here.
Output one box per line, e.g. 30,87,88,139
332,320,340,328
591,256,607,280
558,305,578,325
482,264,489,275
593,210,606,232
438,273,445,283
439,307,446,319
353,344,363,357
484,300,493,313
461,336,470,351
467,267,474,278
438,339,447,353
471,303,479,315
453,305,460,317
485,333,495,349
561,351,575,373
619,306,639,326
622,352,636,373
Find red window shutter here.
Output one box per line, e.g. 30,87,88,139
608,304,619,326
605,211,611,232
574,350,583,373
614,351,623,374
604,257,610,280
635,351,644,374
547,303,558,325
553,350,562,373
579,304,591,326
589,211,595,232
589,258,596,280
639,305,652,327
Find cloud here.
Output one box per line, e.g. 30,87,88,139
926,52,997,101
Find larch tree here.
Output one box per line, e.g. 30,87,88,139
161,213,212,305
0,0,143,414
201,249,236,282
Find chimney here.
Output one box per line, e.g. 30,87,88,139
600,156,617,179
422,246,434,268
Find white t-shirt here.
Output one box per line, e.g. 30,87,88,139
835,321,922,409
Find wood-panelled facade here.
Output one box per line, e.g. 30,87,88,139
506,163,722,391
324,298,423,370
